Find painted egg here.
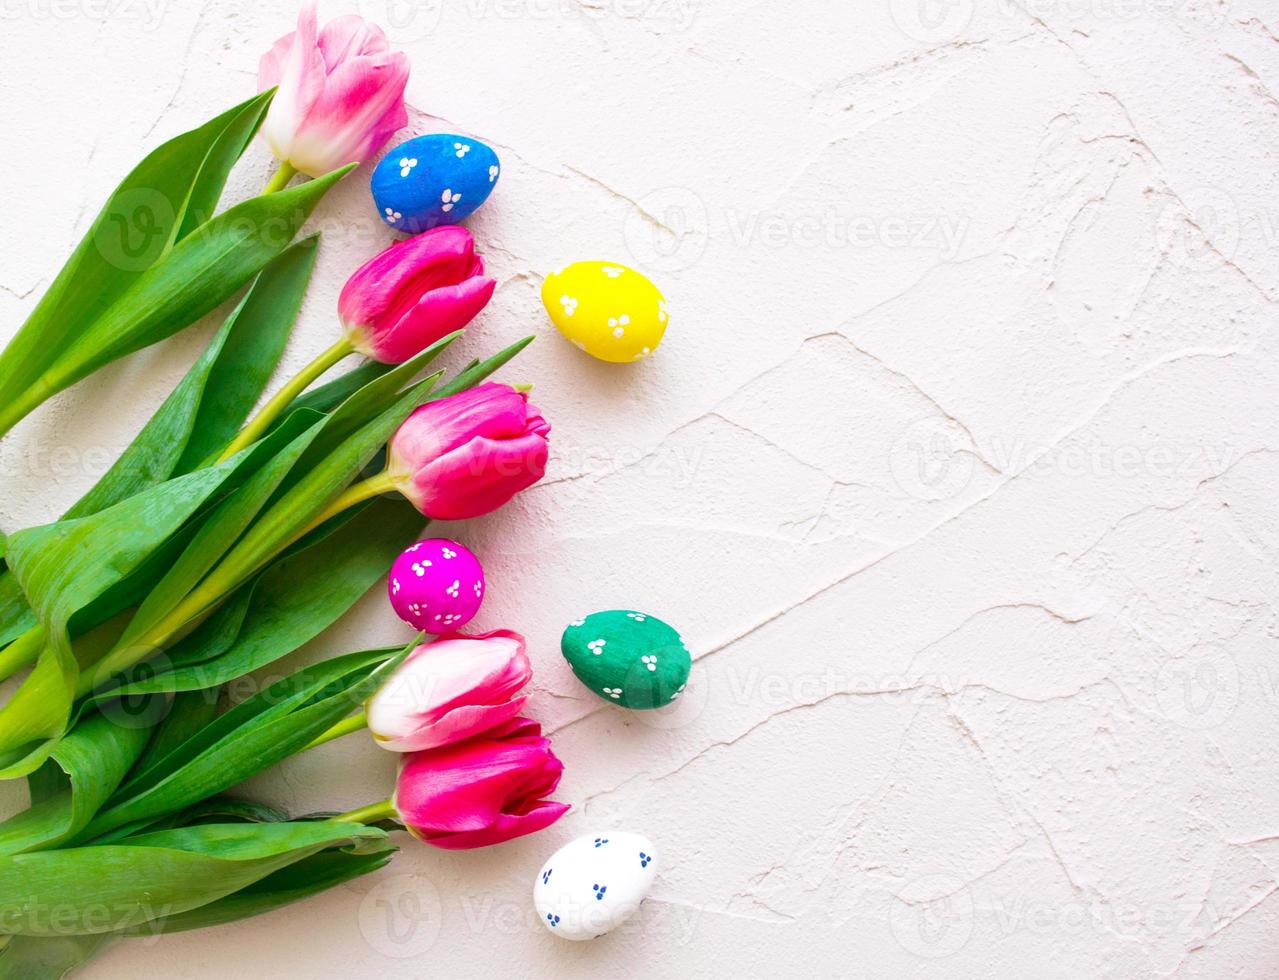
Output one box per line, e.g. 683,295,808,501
540,262,668,363
387,538,485,632
561,610,690,709
371,134,501,234
535,831,657,941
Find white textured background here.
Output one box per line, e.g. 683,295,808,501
1,0,1278,976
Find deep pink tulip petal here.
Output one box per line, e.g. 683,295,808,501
524,401,551,438
365,277,495,363
393,718,568,850
403,432,549,520
387,383,542,474
339,228,477,327
397,742,551,832
473,716,543,741
338,228,493,364
419,802,571,850
343,240,477,340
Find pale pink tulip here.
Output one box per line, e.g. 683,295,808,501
367,631,531,752
258,2,409,177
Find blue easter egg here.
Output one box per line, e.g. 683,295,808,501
371,134,500,234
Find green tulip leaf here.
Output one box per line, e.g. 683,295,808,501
0,90,274,438
0,712,152,856
26,165,353,420
128,843,395,935
0,932,117,979
0,820,388,936
0,576,35,652
70,236,319,520
176,93,276,244
186,369,444,614
287,331,461,475
81,642,412,843
0,828,393,976
431,335,535,400
0,237,319,656
0,423,316,772
130,690,222,784
277,360,394,422
174,235,319,471
102,497,421,698
169,797,290,828
108,418,327,661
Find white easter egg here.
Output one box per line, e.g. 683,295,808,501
533,831,657,941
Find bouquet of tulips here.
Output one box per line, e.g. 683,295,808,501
0,5,570,976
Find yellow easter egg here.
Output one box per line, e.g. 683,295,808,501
541,261,667,363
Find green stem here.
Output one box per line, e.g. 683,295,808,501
303,710,368,751
218,339,352,461
262,161,298,194
294,471,401,540
331,798,398,825
77,471,402,696
0,625,45,681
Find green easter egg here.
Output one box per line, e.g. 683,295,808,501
561,610,691,709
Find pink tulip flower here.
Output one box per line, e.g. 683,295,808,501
258,2,410,178
394,717,569,849
338,228,496,363
387,383,550,520
366,631,531,752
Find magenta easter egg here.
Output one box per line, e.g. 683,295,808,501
388,538,485,632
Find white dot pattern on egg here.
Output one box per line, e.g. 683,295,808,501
387,538,485,633
534,831,657,941
540,261,667,363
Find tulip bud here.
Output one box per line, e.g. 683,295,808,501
394,717,569,849
386,383,550,520
258,2,410,178
366,630,531,752
338,228,496,364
